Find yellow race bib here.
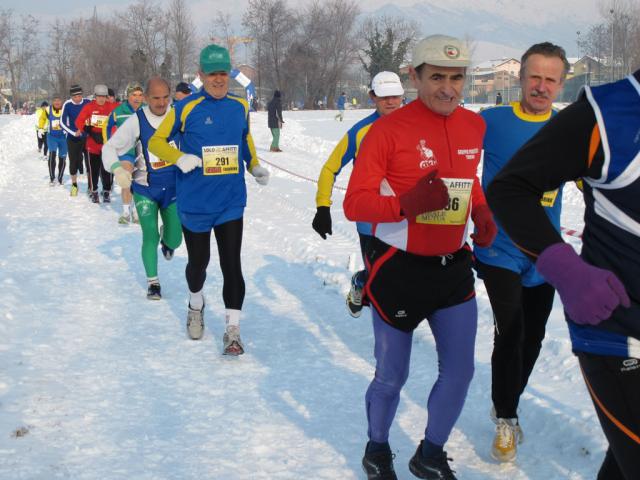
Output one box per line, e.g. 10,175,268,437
90,114,108,128
147,140,177,170
51,119,61,130
416,178,473,226
202,145,239,176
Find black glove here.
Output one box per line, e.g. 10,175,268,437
312,206,332,239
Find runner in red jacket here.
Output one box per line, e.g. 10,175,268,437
75,84,116,203
345,35,496,480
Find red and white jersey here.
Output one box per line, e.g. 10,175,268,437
75,101,116,154
344,100,486,256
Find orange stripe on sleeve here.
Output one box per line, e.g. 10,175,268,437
588,124,601,169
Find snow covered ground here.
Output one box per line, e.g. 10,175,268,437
0,108,604,479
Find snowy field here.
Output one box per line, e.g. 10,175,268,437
0,107,604,480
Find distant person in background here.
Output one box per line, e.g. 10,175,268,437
61,84,91,197
174,82,192,102
312,71,404,319
36,101,49,159
44,95,68,186
335,91,347,121
473,41,569,463
267,90,283,152
75,84,117,203
107,88,117,104
495,92,503,105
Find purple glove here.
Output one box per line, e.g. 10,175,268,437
536,243,630,325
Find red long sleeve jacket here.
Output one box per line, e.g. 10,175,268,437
344,100,486,256
75,101,116,155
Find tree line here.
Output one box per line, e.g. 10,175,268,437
1,0,638,110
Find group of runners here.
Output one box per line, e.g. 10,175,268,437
314,35,639,480
31,36,639,479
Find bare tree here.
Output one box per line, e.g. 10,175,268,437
168,0,195,82
243,0,298,90
0,9,39,108
46,19,74,97
298,0,360,108
116,0,169,78
358,15,418,82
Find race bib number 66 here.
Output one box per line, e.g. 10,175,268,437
416,178,473,225
202,145,239,176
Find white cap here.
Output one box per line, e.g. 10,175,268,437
371,71,404,97
94,84,108,96
412,34,470,68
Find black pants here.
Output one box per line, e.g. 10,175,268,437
48,151,66,183
37,132,48,155
66,138,85,176
182,218,245,310
578,352,640,480
87,152,112,192
476,260,555,418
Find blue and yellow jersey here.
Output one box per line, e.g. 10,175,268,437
104,101,137,156
316,111,380,235
476,101,562,261
46,106,65,137
148,90,258,215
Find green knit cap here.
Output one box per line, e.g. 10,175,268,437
199,44,231,74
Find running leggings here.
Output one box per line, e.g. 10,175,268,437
182,218,245,310
87,152,112,192
578,352,640,480
475,260,555,419
48,152,66,183
134,194,182,278
66,138,85,176
366,299,477,446
37,132,48,155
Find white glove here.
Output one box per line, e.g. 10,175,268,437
251,165,270,185
113,165,132,189
37,128,44,139
176,154,202,173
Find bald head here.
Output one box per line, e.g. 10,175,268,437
145,77,171,116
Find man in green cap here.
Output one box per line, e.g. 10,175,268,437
104,82,144,224
149,44,269,355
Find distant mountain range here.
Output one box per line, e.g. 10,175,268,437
365,2,596,63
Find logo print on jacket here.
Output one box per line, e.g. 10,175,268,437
417,140,437,169
205,116,213,125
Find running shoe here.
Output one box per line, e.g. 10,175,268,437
70,185,78,197
362,446,397,480
187,303,205,340
223,325,244,355
346,272,364,318
409,442,457,479
491,418,522,462
146,283,161,300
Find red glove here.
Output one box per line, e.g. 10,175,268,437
399,170,449,219
471,204,497,247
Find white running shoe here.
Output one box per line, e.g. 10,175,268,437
187,304,205,340
223,325,244,355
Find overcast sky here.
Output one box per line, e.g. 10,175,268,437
3,0,602,26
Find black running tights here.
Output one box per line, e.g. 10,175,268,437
476,259,555,419
182,218,245,310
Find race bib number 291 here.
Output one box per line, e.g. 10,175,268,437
202,145,239,176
